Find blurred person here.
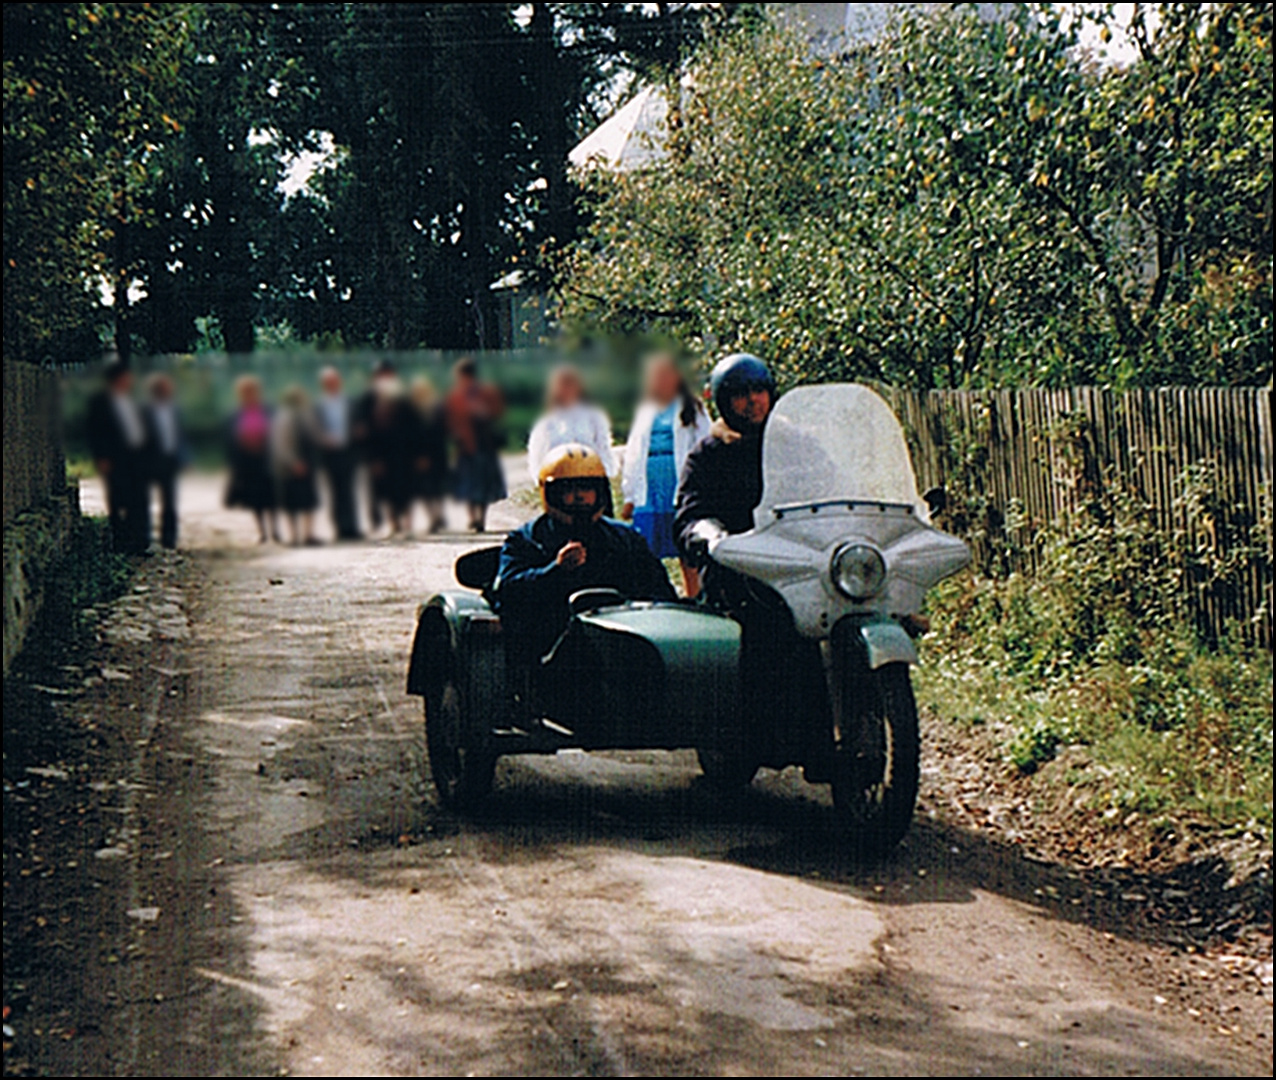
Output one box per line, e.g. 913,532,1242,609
271,383,322,546
315,366,362,541
407,375,450,534
352,359,398,533
445,357,506,533
621,352,712,598
224,374,279,544
86,358,150,554
143,371,188,550
526,364,618,482
362,364,415,537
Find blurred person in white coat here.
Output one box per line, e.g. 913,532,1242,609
527,364,618,513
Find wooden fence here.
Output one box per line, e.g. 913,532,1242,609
880,387,1273,646
3,361,66,525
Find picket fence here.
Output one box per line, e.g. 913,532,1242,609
879,387,1272,645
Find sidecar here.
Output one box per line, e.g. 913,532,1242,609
405,545,744,809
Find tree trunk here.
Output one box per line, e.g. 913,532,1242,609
113,222,132,365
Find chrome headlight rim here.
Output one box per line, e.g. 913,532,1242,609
830,541,887,601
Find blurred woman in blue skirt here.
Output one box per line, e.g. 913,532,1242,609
621,352,711,597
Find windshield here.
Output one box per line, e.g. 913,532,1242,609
757,384,926,525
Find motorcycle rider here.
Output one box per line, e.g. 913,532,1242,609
675,353,828,775
493,443,675,665
674,353,774,572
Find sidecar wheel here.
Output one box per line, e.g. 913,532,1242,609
425,677,495,811
696,745,759,790
831,662,919,856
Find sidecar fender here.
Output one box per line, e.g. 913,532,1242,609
859,620,918,670
405,591,499,697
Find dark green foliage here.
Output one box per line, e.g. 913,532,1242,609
3,3,193,363
5,3,761,358
63,515,131,618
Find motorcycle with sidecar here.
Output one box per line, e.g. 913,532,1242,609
406,383,970,852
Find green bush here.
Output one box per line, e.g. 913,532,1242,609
918,459,1273,833
64,516,132,618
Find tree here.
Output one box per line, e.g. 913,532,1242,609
3,3,193,363
521,3,763,285
558,4,1272,388
1088,2,1273,382
248,3,528,348
129,4,306,355
5,3,770,357
264,3,756,349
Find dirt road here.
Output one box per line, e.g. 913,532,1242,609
49,470,1268,1075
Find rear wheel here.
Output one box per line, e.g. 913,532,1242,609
425,677,495,810
831,662,919,856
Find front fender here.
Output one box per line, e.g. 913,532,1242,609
858,618,918,670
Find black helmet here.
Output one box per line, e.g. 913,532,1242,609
710,353,775,432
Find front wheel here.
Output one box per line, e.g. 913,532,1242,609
831,662,919,856
425,677,495,810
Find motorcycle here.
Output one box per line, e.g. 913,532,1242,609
406,383,969,852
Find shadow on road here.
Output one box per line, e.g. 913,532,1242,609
275,756,1241,1078
276,741,1253,957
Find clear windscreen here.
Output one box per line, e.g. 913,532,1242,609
757,384,926,523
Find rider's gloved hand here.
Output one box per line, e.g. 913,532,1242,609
556,540,588,569
685,518,728,564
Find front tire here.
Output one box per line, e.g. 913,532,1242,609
831,662,919,856
425,677,495,810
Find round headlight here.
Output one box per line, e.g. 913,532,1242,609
831,542,887,601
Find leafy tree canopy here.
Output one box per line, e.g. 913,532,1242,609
558,3,1273,388
3,2,194,362
4,2,752,360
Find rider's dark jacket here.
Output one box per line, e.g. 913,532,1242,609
673,429,765,558
493,514,675,660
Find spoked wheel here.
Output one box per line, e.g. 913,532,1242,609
425,676,495,810
831,662,919,856
696,744,760,790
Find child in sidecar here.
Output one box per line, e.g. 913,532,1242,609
493,443,676,659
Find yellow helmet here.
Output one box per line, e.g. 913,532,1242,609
538,443,609,520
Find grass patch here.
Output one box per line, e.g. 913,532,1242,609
916,468,1273,839
64,516,134,617
915,630,1273,833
